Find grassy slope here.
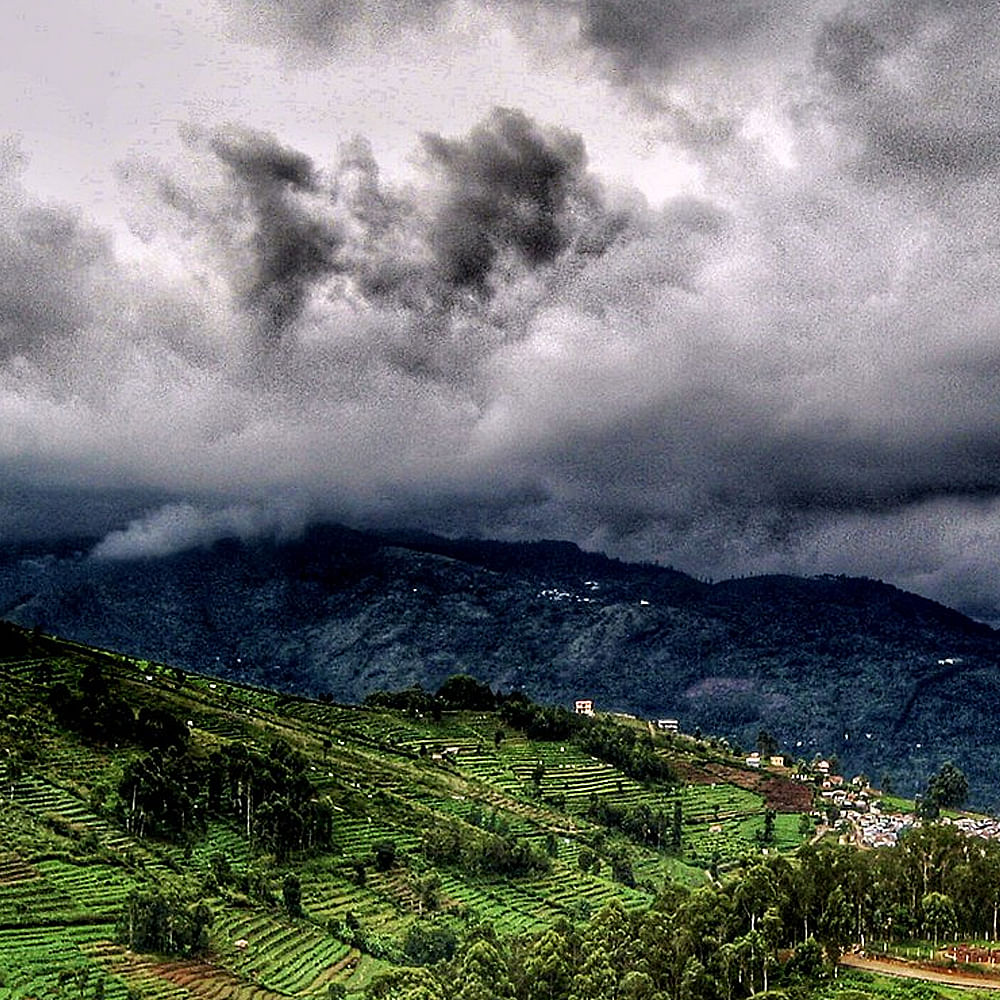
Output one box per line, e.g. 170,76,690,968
0,624,814,999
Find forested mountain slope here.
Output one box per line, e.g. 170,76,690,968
1,524,999,803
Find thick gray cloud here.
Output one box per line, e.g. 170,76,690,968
422,108,605,294
218,0,805,89
6,0,1000,626
152,127,347,345
208,128,343,337
575,0,794,84
0,145,115,363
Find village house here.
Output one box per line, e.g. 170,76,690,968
574,699,594,716
656,718,679,732
745,751,762,768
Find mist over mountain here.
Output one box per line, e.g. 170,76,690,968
2,522,999,806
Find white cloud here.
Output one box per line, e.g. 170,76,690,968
90,501,308,560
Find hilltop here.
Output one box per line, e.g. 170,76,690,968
2,524,999,804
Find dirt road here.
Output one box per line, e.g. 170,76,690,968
840,953,1000,990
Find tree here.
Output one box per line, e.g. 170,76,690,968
756,730,778,758
786,936,825,980
402,920,457,965
922,891,956,947
680,955,715,1000
374,840,398,872
409,872,441,915
609,846,635,887
818,885,853,966
545,832,559,858
761,809,776,845
456,939,514,1000
436,674,496,710
116,884,212,956
368,966,446,1000
570,950,618,1000
927,762,969,811
282,873,303,918
521,929,571,1000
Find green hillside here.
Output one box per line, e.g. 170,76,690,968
0,622,815,999
5,623,1000,1000
4,523,1000,806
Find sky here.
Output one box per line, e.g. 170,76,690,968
3,0,1000,621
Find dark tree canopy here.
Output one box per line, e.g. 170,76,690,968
927,761,969,810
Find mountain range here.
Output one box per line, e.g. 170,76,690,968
2,523,999,805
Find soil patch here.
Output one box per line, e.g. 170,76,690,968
674,760,814,811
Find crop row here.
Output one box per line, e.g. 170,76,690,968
212,908,354,995
0,854,38,886
300,870,402,929
0,923,117,1000
85,937,282,1000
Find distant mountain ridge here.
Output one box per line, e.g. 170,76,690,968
1,522,999,805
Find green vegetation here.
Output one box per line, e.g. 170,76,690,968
917,762,970,820
0,621,997,1000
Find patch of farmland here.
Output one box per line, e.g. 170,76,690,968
211,909,355,996
298,867,401,928
10,774,170,868
0,923,116,1000
84,936,289,1000
673,759,814,812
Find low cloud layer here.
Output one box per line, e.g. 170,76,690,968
90,502,307,560
5,1,1000,621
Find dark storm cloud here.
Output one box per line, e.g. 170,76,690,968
152,114,625,382
421,108,609,295
8,86,1000,618
205,128,344,337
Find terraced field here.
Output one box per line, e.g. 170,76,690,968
0,623,816,997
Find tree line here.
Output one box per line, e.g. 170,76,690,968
365,825,1000,1000
118,737,334,859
